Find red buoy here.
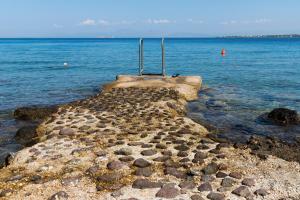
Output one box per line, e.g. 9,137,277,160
221,49,226,56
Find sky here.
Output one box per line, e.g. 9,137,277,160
0,0,300,38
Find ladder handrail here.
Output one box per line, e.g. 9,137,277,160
139,38,166,76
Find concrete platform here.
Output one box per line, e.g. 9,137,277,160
103,75,202,101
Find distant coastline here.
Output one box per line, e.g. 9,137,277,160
220,34,300,39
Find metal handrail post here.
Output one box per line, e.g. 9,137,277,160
161,38,166,76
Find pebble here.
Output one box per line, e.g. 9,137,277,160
198,182,212,191
135,167,153,177
107,160,125,170
229,172,243,179
119,156,135,162
164,167,187,179
133,158,151,168
242,178,255,187
132,179,163,189
0,189,13,197
156,143,167,149
59,128,75,136
202,162,219,175
190,194,205,200
201,175,215,182
48,191,69,200
97,173,123,183
156,184,180,199
232,186,251,198
115,148,132,156
221,177,236,187
141,149,157,156
207,192,225,200
179,180,196,190
254,188,268,196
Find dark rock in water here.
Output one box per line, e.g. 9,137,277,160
267,108,299,126
0,152,15,169
14,106,57,121
14,125,38,146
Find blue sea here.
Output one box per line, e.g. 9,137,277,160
1,38,300,156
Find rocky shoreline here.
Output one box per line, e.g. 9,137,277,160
0,75,299,200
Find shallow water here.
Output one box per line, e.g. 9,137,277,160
0,38,300,154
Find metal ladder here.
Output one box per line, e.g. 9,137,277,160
139,38,166,76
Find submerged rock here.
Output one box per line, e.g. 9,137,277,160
14,106,57,121
14,125,38,146
267,108,299,126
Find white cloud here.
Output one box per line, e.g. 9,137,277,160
187,19,204,24
80,19,97,26
147,19,174,24
98,19,110,25
222,19,271,25
53,24,63,28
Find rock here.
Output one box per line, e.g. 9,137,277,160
174,144,189,151
202,162,219,175
111,190,123,198
232,186,251,197
201,175,215,182
115,148,132,156
141,149,157,156
0,152,15,169
194,151,207,160
14,125,38,146
267,108,299,126
229,172,242,179
59,128,75,136
14,106,58,121
156,143,167,149
198,182,212,192
207,192,225,200
119,156,135,162
156,184,180,199
179,180,196,190
254,188,268,196
164,167,187,179
242,178,255,187
135,167,152,177
221,177,236,187
0,189,13,197
190,194,205,200
48,191,69,200
97,173,123,183
107,160,125,170
132,179,163,189
133,158,151,168
216,172,227,178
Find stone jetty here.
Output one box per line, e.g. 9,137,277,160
0,75,299,200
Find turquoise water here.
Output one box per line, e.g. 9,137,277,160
0,38,300,151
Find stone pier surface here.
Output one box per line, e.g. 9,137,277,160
0,75,299,200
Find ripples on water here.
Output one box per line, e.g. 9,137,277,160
0,38,300,154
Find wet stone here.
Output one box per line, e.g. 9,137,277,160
198,182,212,192
48,191,69,200
141,149,157,156
133,158,151,168
221,177,236,187
232,186,251,198
135,167,153,177
132,179,163,189
156,184,180,199
207,192,225,200
242,178,255,187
